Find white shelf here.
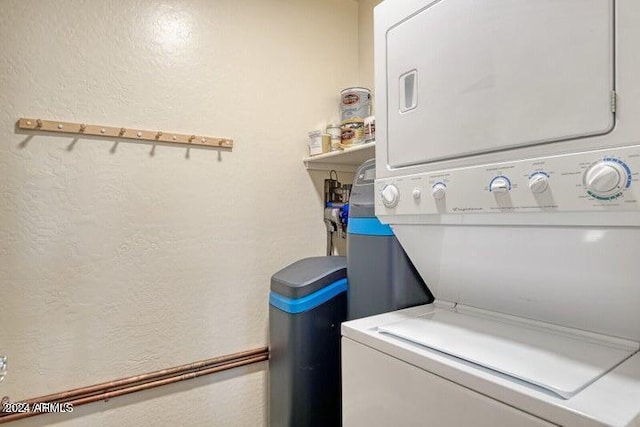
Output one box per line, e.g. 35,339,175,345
303,142,375,172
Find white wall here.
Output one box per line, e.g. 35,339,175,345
0,1,359,425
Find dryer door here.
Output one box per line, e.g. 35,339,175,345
386,0,614,168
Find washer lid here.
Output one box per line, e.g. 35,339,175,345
378,304,639,399
386,0,614,167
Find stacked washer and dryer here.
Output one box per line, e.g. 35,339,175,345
341,1,640,426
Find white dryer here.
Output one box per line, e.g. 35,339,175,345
341,0,640,426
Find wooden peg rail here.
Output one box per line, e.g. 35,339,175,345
18,118,233,149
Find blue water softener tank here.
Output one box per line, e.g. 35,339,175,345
347,159,433,320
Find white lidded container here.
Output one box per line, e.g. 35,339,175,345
340,87,372,120
340,118,365,148
326,124,342,151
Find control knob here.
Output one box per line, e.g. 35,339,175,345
381,184,400,208
431,183,446,200
490,177,510,194
584,161,629,198
528,173,549,194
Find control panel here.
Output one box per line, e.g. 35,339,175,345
375,145,640,216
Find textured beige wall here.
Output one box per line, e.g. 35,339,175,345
0,0,358,425
358,0,383,104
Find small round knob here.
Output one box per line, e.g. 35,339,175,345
432,183,446,200
584,161,627,197
490,177,510,194
412,188,421,200
528,173,549,194
381,184,400,208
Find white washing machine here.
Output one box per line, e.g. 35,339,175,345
341,0,640,426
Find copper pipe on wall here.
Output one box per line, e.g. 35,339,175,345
0,347,268,424
20,347,266,406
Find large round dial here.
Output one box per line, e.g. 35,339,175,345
584,161,629,198
490,176,510,194
381,184,400,208
432,183,446,200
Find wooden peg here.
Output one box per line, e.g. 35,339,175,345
188,135,195,143
36,119,43,128
119,127,126,136
156,131,163,140
79,124,87,132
